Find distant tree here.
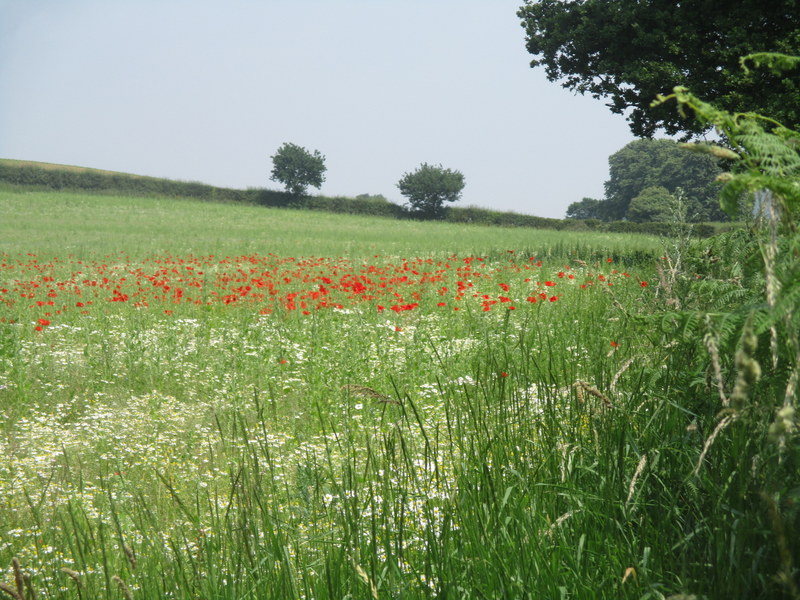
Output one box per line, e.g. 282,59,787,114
627,186,675,223
603,139,723,221
565,197,603,220
355,193,388,203
270,143,326,197
397,163,465,219
518,0,800,138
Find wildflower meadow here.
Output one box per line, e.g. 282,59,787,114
1,189,797,599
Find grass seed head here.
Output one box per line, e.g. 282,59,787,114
0,583,22,600
123,543,137,570
731,319,761,410
113,576,134,600
60,568,82,588
11,559,23,599
574,381,611,408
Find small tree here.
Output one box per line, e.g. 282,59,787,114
270,143,326,197
397,163,465,219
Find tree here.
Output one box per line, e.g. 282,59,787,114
627,186,675,223
565,197,603,220
518,0,800,138
397,163,465,219
603,139,724,221
270,143,327,197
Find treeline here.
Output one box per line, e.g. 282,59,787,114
567,139,729,223
0,160,724,236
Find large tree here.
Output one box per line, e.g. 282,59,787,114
518,0,800,138
604,139,723,221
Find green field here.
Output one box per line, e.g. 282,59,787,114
0,190,662,258
0,188,795,599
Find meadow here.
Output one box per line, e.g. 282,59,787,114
0,189,794,599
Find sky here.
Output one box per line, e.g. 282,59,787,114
0,0,635,219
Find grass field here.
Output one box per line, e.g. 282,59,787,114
0,190,662,258
0,188,794,599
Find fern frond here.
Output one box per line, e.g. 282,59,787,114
740,52,800,76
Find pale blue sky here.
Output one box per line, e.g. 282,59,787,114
0,0,634,218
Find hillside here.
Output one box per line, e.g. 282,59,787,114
0,158,714,236
0,158,149,178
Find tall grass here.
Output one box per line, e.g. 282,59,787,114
0,186,796,599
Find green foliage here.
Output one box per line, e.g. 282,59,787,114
518,0,800,138
627,185,674,223
565,197,602,219
269,142,327,197
397,163,465,219
643,54,800,599
657,89,800,219
603,138,724,221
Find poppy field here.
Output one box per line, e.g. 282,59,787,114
0,190,786,599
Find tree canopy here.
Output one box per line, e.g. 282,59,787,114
518,0,800,138
270,143,327,197
397,163,465,219
627,186,675,223
566,138,724,222
605,139,723,221
565,197,602,220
